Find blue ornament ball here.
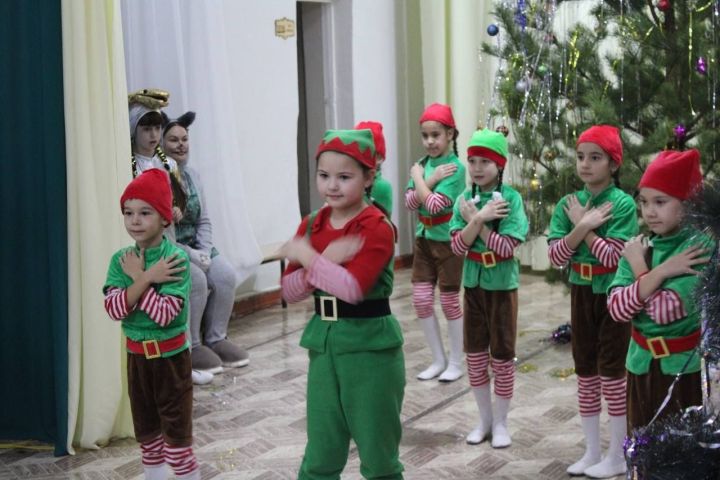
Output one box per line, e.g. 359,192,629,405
487,24,500,36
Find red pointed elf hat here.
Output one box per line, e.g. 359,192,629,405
120,168,173,224
576,125,623,166
355,121,386,159
419,103,456,129
638,149,703,200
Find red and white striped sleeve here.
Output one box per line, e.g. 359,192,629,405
451,230,471,256
405,189,421,210
590,237,624,268
548,238,574,267
486,231,520,258
281,268,314,303
104,287,130,321
306,254,363,304
607,282,644,323
645,289,687,325
137,288,184,327
424,193,452,214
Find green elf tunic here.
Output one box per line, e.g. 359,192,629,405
370,169,393,216
547,185,639,292
283,206,405,480
608,229,714,375
449,184,529,290
407,153,466,241
104,237,191,356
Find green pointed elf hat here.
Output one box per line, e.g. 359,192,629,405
315,129,377,169
467,129,508,168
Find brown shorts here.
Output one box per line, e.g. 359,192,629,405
570,284,630,378
127,348,193,447
627,360,701,430
464,287,517,360
411,237,463,292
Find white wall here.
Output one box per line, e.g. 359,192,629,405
351,0,400,237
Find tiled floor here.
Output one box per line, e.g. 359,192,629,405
0,269,625,479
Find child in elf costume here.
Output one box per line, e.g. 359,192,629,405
356,120,393,216
547,125,638,478
406,103,467,382
608,149,713,431
281,129,405,479
103,169,198,480
449,129,528,448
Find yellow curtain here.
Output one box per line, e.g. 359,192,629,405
62,0,134,452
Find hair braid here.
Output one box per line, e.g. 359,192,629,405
492,168,505,231
612,169,621,188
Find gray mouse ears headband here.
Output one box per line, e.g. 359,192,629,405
162,111,196,133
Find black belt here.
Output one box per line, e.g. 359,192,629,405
314,295,391,321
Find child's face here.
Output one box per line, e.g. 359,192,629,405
134,124,162,157
420,121,453,158
123,199,166,248
576,142,616,188
316,151,373,214
637,187,684,236
468,156,500,191
163,125,189,164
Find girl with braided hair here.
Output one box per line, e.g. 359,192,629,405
547,125,638,477
449,128,528,448
406,103,467,383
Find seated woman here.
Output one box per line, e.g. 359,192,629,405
162,111,249,375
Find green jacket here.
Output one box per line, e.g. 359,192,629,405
370,170,393,216
407,153,466,241
104,237,191,357
547,185,638,293
608,228,714,374
449,185,528,290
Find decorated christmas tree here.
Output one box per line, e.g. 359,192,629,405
483,0,720,237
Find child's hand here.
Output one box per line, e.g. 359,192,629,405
120,249,145,281
410,163,425,182
657,245,711,278
322,235,364,264
622,235,649,271
280,236,315,265
564,195,591,226
428,163,457,185
459,197,479,223
578,202,613,230
172,206,184,223
144,253,187,284
476,199,509,223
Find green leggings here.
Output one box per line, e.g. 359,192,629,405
298,343,405,480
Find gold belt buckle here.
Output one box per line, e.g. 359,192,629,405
319,295,338,321
647,337,670,359
580,263,593,281
142,339,161,359
481,251,497,268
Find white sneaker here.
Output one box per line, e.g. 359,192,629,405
191,369,213,385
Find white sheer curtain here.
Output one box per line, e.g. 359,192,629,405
121,0,261,282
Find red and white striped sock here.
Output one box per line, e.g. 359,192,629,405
412,282,435,319
164,443,198,477
491,358,515,399
140,435,165,467
467,352,490,387
439,291,462,320
601,376,627,417
577,375,602,417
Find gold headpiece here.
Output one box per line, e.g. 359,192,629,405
128,88,170,109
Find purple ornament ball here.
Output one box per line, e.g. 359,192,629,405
674,124,687,139
696,57,708,75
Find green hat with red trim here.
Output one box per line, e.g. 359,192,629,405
315,129,377,169
467,129,508,168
